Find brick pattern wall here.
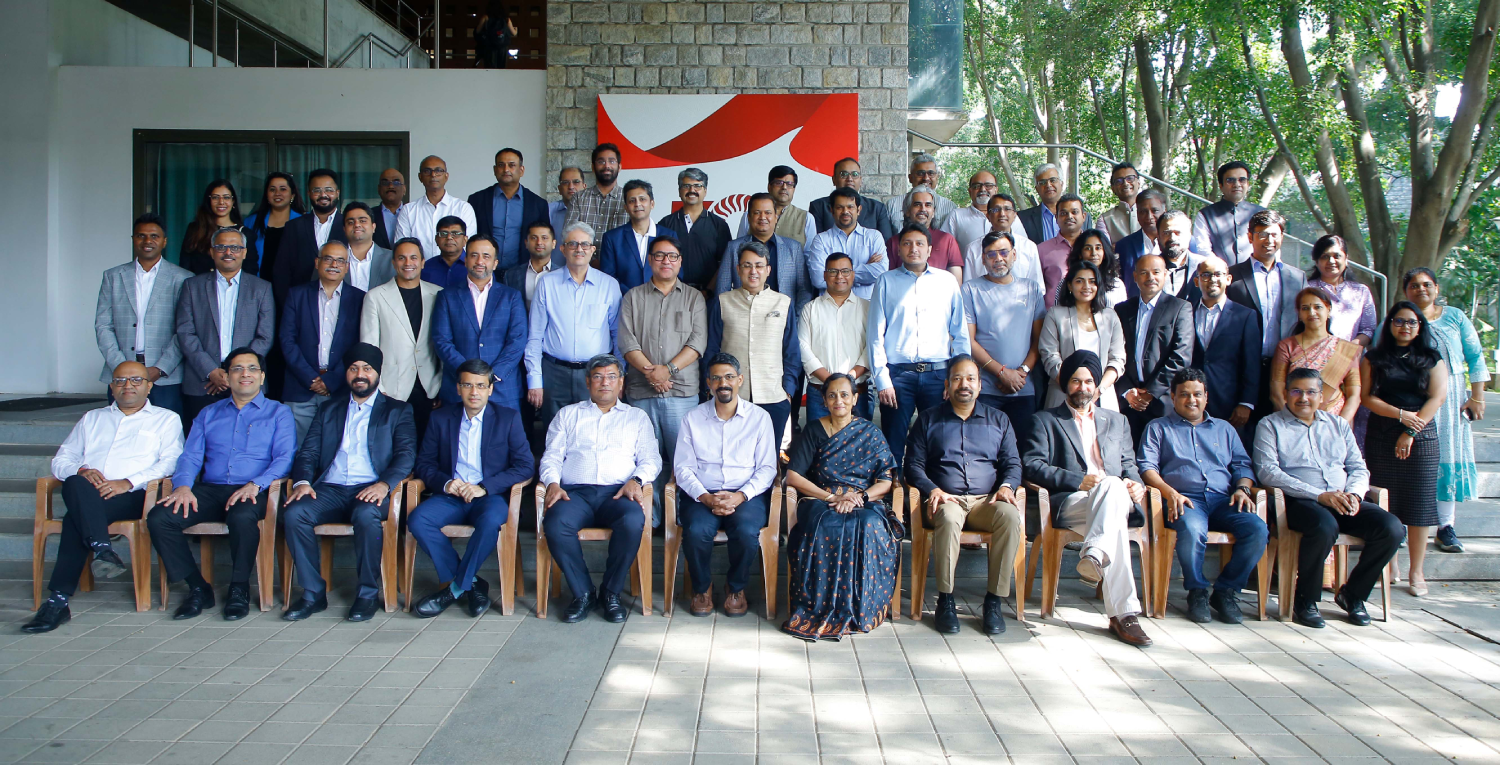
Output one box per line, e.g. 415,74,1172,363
545,0,909,199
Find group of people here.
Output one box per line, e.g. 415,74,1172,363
27,148,1487,646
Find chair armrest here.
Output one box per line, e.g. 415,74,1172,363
889,481,907,524
1148,487,1164,535
1257,488,1288,538
264,478,287,530
535,482,547,531
406,479,426,514
767,476,783,536
143,478,166,506
1024,481,1051,534
1248,486,1269,524
665,480,678,529
785,485,799,531
385,477,410,525
1365,486,1388,510
508,477,534,510
36,477,61,524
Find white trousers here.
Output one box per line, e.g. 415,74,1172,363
1057,476,1139,618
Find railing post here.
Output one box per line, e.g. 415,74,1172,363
1069,146,1079,194
273,39,277,67
234,18,239,66
368,36,373,68
188,0,194,66
212,0,218,67
433,0,440,69
323,0,330,68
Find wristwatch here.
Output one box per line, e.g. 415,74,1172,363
666,362,680,376
1017,364,1031,375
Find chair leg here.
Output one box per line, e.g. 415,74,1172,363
199,537,215,586
279,537,293,606
909,527,929,621
497,519,516,616
1379,560,1392,622
258,519,274,611
637,532,653,617
535,538,552,619
1333,546,1349,594
890,534,902,622
33,531,49,610
1012,542,1027,624
513,542,525,601
158,557,169,612
760,528,777,620
1041,534,1062,619
130,527,152,612
1153,528,1176,619
382,520,398,613
403,531,418,613
1024,535,1039,603
1256,545,1273,621
319,537,334,591
1277,533,1298,622
80,552,94,592
662,526,679,617
1135,535,1151,623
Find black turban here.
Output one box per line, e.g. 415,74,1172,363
1058,349,1102,389
343,342,384,375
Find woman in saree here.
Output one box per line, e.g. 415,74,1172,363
1270,287,1362,424
782,374,901,641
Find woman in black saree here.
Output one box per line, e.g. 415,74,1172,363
782,374,901,641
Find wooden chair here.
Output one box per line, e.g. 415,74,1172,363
33,477,162,612
661,479,782,618
400,478,531,615
1149,487,1274,620
157,478,287,613
277,478,408,612
781,480,906,620
534,482,652,618
1025,481,1156,620
907,485,1029,624
1267,486,1393,622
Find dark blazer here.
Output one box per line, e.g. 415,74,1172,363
1022,404,1141,520
1226,257,1305,347
293,393,416,489
657,209,733,290
272,210,347,310
599,224,678,294
501,255,565,305
809,192,895,240
1192,299,1263,421
414,401,534,496
467,184,551,268
1018,205,1092,245
372,205,395,250
429,280,528,406
1115,231,1148,296
174,271,276,397
278,282,367,403
1117,294,1195,408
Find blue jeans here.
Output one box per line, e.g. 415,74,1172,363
632,396,698,527
805,382,874,422
679,492,770,594
1169,491,1269,593
408,493,510,590
878,367,948,470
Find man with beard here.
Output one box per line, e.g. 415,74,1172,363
468,147,550,271
1114,190,1168,297
176,228,275,424
273,169,347,310
884,153,958,232
431,236,528,407
1017,163,1092,245
395,155,478,263
1099,163,1143,244
656,167,731,292
362,238,443,449
374,168,405,249
716,194,813,313
342,202,393,292
502,221,564,311
736,165,817,246
905,355,1025,635
281,343,417,622
566,143,628,235
706,241,801,447
672,353,777,617
1191,255,1261,437
280,242,366,444
1191,161,1265,264
1037,193,1089,307
961,193,1040,286
806,187,887,300
886,187,962,281
599,180,677,293
940,170,1001,254
420,216,471,288
550,167,585,254
1023,350,1152,647
1153,209,1203,299
1226,209,1304,426
96,213,192,414
808,157,894,239
961,231,1045,444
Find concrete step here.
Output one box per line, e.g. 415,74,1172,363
1396,537,1500,581
1476,467,1500,498
0,444,55,480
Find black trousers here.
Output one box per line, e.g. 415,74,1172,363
542,484,644,600
404,379,436,453
183,391,228,427
1120,395,1166,449
48,475,145,596
1281,496,1403,603
282,482,384,600
147,483,268,586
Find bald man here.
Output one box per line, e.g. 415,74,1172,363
394,155,478,262
1117,254,1196,445
24,362,184,633
375,168,406,248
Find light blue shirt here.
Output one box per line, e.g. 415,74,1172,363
867,265,971,391
455,407,484,485
326,393,380,486
524,267,622,388
1195,299,1224,349
492,186,526,270
806,225,888,300
548,200,568,258
1134,293,1160,381
1252,258,1283,358
215,271,240,361
1040,205,1058,241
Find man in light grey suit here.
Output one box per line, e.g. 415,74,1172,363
175,227,276,424
342,202,394,291
95,213,193,415
361,237,443,447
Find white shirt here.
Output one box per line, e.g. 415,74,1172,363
673,398,778,500
939,204,991,256
215,271,241,361
312,212,337,249
798,293,870,383
132,259,160,355
347,246,373,291
393,192,479,262
468,277,493,329
453,406,485,487
1071,405,1106,476
324,393,380,486
539,400,661,488
52,402,184,491
317,283,342,370
963,234,1041,287
631,221,658,268
1133,293,1160,381
523,260,553,307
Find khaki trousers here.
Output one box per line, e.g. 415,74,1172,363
928,494,1023,596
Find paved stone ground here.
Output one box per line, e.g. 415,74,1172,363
3,568,1500,764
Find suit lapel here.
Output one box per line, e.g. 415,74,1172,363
480,282,505,331
388,287,417,344
1059,414,1087,467
205,277,222,346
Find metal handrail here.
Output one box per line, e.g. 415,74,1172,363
908,128,1389,313
332,19,434,68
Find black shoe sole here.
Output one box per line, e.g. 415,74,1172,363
172,608,203,621
1293,615,1326,629
222,609,248,621
21,613,69,634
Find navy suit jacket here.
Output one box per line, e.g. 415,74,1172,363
429,280,528,406
468,184,551,268
414,401,534,496
372,206,394,250
279,282,366,402
272,210,348,310
293,393,416,489
1116,231,1147,296
1192,299,1263,421
599,224,678,293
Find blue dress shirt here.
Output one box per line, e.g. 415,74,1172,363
172,393,296,490
867,265,971,391
806,225,888,300
1137,411,1254,498
326,393,381,486
1040,205,1058,242
524,268,622,388
455,407,485,485
492,187,526,271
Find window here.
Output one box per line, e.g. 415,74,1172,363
134,130,407,265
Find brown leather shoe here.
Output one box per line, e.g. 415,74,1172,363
723,590,748,617
689,588,713,617
1109,615,1153,647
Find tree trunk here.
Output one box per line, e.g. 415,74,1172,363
1335,13,1399,276
1135,33,1171,186
966,32,1026,201
1256,153,1290,208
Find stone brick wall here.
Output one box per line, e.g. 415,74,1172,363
545,0,909,199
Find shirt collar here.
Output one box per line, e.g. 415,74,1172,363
463,405,486,424
713,397,751,422
1199,298,1223,313
135,259,158,275
1139,293,1161,310
216,271,239,288
1252,257,1280,275
423,191,452,208
1069,402,1095,420
350,392,380,410
468,276,492,293
241,392,269,410
1164,410,1212,427
109,401,155,417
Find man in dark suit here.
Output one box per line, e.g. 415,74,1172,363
430,236,528,407
1017,163,1092,245
468,148,551,272
808,157,895,239
1023,350,1152,647
1114,190,1167,298
373,168,405,249
408,358,534,618
1117,255,1195,445
281,343,416,622
599,180,676,293
1191,255,1262,437
502,221,564,310
714,194,813,312
271,168,347,310
280,242,366,444
1225,210,1304,427
175,227,276,424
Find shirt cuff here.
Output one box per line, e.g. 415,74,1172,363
293,480,311,489
527,374,543,389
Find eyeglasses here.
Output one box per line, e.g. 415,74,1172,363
649,252,681,262
824,268,854,277
679,183,705,191
912,170,938,179
308,187,338,195
133,233,163,241
588,373,620,383
208,194,234,202
319,256,348,266
378,179,404,187
835,171,862,179
705,374,740,383
969,182,998,190
227,365,262,374
1222,176,1251,185
1036,177,1062,186
1110,174,1141,186
770,180,797,189
988,206,1015,214
210,244,246,254
111,376,147,386
419,167,448,175
562,241,594,251
435,231,467,239
456,382,493,391
1391,318,1421,328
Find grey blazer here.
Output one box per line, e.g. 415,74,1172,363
1039,304,1127,410
94,259,193,385
1022,404,1142,519
355,244,395,290
174,271,276,397
714,234,813,314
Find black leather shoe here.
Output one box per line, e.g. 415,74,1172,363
934,592,961,634
282,593,328,621
561,591,595,623
1210,589,1244,625
172,586,214,620
413,587,456,618
347,597,379,622
22,596,70,634
90,548,129,580
464,577,491,618
1335,588,1371,626
1292,598,1325,629
981,593,1006,635
222,584,250,621
1185,588,1212,623
598,591,628,623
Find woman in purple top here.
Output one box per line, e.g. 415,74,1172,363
1307,235,1377,346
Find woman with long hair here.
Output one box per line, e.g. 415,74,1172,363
1361,301,1448,594
180,179,243,274
241,172,304,277
1057,229,1127,307
1270,287,1362,424
1040,260,1125,409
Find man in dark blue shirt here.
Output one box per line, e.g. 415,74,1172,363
150,348,296,621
